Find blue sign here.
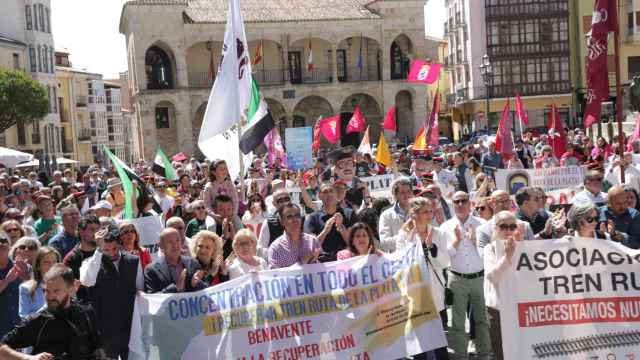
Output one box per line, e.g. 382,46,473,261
285,127,313,171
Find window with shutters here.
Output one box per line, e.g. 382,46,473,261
37,45,42,72
38,5,44,31
33,5,38,31
25,6,32,30
45,8,50,33
29,46,36,72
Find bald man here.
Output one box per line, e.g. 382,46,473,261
476,190,535,251
599,186,640,249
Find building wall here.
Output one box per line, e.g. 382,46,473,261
120,0,433,160
0,43,26,71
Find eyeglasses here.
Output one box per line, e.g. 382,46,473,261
498,223,518,231
475,206,487,212
284,213,302,220
5,228,20,233
452,199,469,205
18,244,38,251
584,216,598,224
276,197,291,204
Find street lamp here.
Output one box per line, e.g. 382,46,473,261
479,54,492,131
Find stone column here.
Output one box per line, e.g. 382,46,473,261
281,34,291,86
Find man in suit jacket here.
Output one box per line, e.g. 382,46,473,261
144,228,206,293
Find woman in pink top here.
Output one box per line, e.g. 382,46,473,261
337,222,381,260
203,160,238,214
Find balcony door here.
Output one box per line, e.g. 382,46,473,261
288,51,302,84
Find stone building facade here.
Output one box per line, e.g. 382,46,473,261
120,0,436,160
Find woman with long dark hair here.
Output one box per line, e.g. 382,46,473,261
118,222,152,269
337,222,381,260
203,160,238,214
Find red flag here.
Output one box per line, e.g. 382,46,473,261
495,99,514,161
346,106,366,134
626,112,640,151
318,115,341,144
407,60,442,84
382,106,397,132
548,103,567,158
515,92,529,126
425,91,440,147
584,0,616,128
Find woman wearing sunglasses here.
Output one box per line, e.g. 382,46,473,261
118,222,152,269
0,221,25,245
566,203,609,240
9,237,40,267
18,246,60,319
484,210,524,360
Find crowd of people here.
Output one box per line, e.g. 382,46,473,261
0,126,639,360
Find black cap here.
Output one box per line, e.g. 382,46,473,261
328,146,356,163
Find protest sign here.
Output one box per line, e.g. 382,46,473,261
360,173,395,198
129,215,164,246
128,244,446,360
498,239,640,359
285,127,313,171
496,166,585,194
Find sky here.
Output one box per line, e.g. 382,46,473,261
51,0,128,79
50,0,445,79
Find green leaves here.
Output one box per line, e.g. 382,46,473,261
0,69,49,133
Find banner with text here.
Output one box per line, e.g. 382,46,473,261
285,127,314,171
360,174,396,198
498,239,640,359
128,244,446,360
496,166,585,194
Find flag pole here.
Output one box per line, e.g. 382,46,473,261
613,0,625,183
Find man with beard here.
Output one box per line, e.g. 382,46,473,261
63,215,100,299
0,264,104,360
80,227,143,360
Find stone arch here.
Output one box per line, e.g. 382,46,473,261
336,36,382,81
266,98,287,140
395,90,414,141
340,93,382,147
248,39,285,86
186,41,223,88
145,42,177,89
390,34,414,80
293,95,333,128
154,100,179,156
289,38,333,84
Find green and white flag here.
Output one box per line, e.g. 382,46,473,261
103,146,134,219
152,148,178,181
239,77,275,154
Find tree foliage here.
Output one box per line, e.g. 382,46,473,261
0,68,49,133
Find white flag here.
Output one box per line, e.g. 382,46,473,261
198,0,252,178
358,126,372,155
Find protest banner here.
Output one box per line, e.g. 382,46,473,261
496,166,585,194
360,173,395,198
129,215,164,246
498,239,640,359
285,127,314,171
127,244,446,360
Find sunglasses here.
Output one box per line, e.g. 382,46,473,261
276,197,291,204
453,199,469,205
584,216,598,224
498,223,518,231
18,244,38,251
5,228,20,233
475,206,487,212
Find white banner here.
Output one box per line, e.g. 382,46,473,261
129,215,164,246
495,166,586,194
128,244,446,359
360,174,396,198
499,239,640,359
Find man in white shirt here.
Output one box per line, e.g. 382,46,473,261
432,156,456,198
378,177,413,252
573,170,608,206
153,180,175,215
441,191,491,358
604,152,640,194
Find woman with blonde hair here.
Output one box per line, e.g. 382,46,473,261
397,197,450,360
118,221,152,269
1,220,26,245
484,210,524,360
227,229,267,279
10,237,40,267
190,230,228,286
19,246,60,318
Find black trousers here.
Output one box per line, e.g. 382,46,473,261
487,307,503,360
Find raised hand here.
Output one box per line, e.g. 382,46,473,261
191,270,206,288
176,269,187,292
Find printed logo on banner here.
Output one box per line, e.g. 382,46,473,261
496,166,586,194
506,171,530,195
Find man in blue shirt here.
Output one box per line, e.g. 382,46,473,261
599,186,640,249
481,141,504,170
49,204,81,258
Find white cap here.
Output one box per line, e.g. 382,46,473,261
91,200,112,211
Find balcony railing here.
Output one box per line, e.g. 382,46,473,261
76,95,87,107
339,67,381,82
486,2,568,19
487,41,569,58
298,68,332,84
78,128,92,141
254,69,285,86
31,133,41,144
489,81,571,98
188,72,215,88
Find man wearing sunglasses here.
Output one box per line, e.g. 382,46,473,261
573,170,607,207
476,190,535,251
268,203,321,269
441,191,491,359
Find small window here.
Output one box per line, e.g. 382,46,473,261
155,107,170,128
45,8,50,33
12,54,20,70
25,6,32,30
29,47,36,72
33,5,38,31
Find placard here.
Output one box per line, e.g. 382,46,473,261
285,127,313,171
